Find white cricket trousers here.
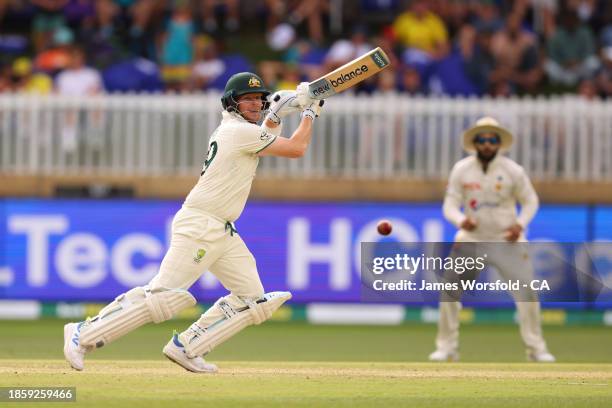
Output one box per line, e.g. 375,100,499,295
148,206,265,329
435,241,549,354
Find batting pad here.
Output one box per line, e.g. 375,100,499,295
79,286,196,349
180,291,291,358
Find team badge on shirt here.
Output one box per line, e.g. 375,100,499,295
260,130,272,140
495,176,503,191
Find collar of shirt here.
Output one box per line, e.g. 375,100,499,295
221,110,248,124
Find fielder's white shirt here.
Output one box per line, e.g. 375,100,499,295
443,155,539,242
183,111,280,222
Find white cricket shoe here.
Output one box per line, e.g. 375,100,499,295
63,322,88,371
428,349,460,362
163,333,218,373
527,351,556,363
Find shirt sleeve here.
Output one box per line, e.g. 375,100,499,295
232,122,278,154
262,121,282,137
442,164,466,228
514,167,539,228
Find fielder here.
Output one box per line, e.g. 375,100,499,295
429,116,555,363
63,72,323,372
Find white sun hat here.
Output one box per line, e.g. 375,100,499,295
462,116,513,153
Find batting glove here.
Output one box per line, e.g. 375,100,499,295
266,90,300,125
296,82,318,108
301,100,325,121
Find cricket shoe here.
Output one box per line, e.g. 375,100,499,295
163,333,218,373
527,351,556,363
63,322,89,371
428,349,460,362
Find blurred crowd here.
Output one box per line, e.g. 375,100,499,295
1,0,612,98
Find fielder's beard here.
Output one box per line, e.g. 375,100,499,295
477,149,497,163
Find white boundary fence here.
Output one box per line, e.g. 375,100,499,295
1,92,611,181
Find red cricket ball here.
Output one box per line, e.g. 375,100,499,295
377,220,392,236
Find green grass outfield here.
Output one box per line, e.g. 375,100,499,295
1,320,611,407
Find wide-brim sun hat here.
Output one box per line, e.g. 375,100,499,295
462,116,513,153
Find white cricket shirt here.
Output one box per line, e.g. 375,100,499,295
183,111,279,221
443,155,539,241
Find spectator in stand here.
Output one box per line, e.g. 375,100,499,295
490,13,542,93
460,22,496,94
0,63,17,92
545,9,599,87
324,25,372,71
431,0,470,38
376,67,397,94
265,0,329,44
568,0,598,26
527,0,559,39
276,63,301,90
577,77,598,99
598,7,612,93
469,0,504,36
400,65,423,94
63,0,96,30
35,26,74,74
595,46,612,96
0,0,8,23
114,0,163,56
11,57,53,94
191,35,225,90
31,0,69,52
199,0,240,33
55,46,104,152
55,46,104,97
284,38,327,81
79,0,126,69
159,0,195,91
392,0,449,66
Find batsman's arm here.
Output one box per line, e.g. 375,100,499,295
258,115,314,158
258,101,323,158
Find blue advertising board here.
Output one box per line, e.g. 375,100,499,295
0,199,607,306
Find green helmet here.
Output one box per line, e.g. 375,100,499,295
221,72,271,113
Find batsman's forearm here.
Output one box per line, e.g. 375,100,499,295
288,117,314,156
262,119,282,137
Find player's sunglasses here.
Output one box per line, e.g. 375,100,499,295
473,134,501,145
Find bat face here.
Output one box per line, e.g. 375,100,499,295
308,47,390,99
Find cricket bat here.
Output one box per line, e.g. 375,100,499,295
307,47,391,99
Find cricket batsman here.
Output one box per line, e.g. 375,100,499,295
63,72,323,372
429,116,556,363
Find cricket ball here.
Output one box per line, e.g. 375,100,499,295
377,220,392,236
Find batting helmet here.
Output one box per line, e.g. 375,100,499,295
221,72,271,113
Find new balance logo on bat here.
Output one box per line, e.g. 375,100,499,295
309,48,390,98
310,64,370,97
311,81,331,97
331,65,369,88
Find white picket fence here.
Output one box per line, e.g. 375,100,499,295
1,92,611,180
